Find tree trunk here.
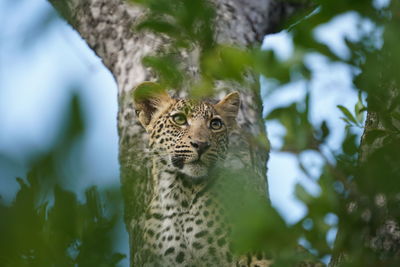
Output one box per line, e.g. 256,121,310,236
330,45,400,266
48,0,304,265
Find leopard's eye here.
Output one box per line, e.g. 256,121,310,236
210,118,223,130
172,113,187,125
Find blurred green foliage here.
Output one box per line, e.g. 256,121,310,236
131,0,400,266
3,0,400,266
0,95,125,267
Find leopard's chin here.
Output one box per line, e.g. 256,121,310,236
179,161,209,178
171,155,213,178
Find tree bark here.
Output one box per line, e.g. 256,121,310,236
330,49,400,266
356,85,400,260
48,0,306,265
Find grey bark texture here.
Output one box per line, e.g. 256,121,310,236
48,0,306,265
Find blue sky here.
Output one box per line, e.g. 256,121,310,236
0,0,373,264
0,0,119,198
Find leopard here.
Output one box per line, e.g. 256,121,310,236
133,82,272,267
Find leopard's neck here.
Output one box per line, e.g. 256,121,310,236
150,159,213,212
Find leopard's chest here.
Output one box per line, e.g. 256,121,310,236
142,189,232,267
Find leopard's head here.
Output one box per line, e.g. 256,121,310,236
134,82,240,178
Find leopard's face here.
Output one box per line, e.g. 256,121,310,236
149,99,229,177
133,82,240,178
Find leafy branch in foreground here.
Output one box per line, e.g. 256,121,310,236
0,94,125,267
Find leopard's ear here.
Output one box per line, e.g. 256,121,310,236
133,82,172,130
214,91,240,126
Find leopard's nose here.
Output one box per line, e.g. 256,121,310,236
190,141,211,156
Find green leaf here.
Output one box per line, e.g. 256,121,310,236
142,55,183,88
337,105,358,125
340,117,351,125
202,45,252,81
295,184,313,204
137,19,179,35
354,91,366,123
320,120,330,140
364,129,388,145
392,111,400,122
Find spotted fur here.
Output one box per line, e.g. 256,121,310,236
133,82,271,267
